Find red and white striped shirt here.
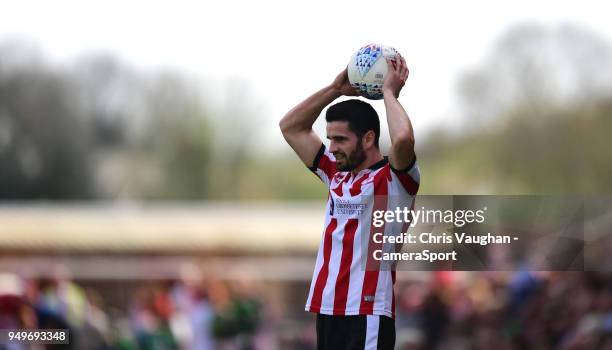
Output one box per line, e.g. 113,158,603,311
305,144,420,319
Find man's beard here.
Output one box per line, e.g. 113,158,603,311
334,140,366,171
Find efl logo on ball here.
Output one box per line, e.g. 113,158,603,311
347,43,399,100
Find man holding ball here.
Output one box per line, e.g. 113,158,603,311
279,55,419,349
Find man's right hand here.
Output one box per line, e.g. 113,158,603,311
331,67,359,96
280,69,352,168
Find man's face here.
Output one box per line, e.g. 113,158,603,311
326,121,366,171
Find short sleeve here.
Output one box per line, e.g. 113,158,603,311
308,143,337,188
388,156,420,196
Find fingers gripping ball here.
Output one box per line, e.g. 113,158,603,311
347,43,399,100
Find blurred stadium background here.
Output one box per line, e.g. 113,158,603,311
1,3,612,349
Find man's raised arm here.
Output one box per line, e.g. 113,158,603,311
382,56,416,170
279,68,357,167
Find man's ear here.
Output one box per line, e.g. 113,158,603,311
363,130,376,150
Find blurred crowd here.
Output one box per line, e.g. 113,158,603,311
395,271,612,350
1,267,611,350
0,264,277,350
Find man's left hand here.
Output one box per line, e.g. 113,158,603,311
382,55,409,98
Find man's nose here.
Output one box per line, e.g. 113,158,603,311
328,142,338,153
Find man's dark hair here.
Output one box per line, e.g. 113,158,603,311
325,99,380,147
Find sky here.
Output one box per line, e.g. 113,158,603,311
1,0,611,153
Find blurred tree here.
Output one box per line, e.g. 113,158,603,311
206,78,262,200
458,23,612,125
420,23,612,194
420,99,612,194
139,72,213,200
0,42,95,199
0,42,216,200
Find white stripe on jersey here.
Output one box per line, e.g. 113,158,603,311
320,220,344,312
345,220,365,315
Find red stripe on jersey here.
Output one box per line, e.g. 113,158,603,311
333,218,358,314
309,218,337,313
349,173,369,196
319,154,337,182
332,173,350,197
393,169,419,196
360,167,390,314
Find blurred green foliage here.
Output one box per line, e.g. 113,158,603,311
0,45,95,199
419,100,612,194
233,156,326,200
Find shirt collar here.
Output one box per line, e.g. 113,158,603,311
367,156,388,171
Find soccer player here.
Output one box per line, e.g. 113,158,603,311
279,56,419,350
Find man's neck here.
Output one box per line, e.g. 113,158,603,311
352,151,384,175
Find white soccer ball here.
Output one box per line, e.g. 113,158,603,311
347,43,399,100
